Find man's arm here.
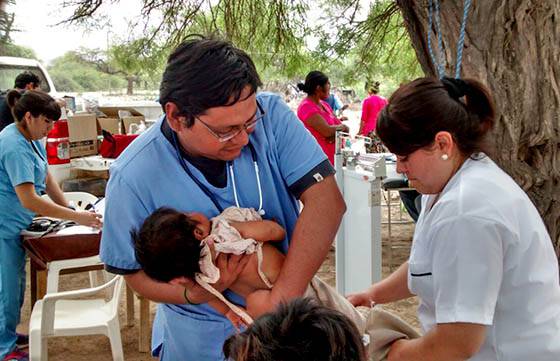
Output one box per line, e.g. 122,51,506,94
124,252,250,304
388,322,486,361
247,175,345,316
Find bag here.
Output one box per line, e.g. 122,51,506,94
21,217,77,238
99,130,138,158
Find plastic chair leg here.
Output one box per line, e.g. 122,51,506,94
107,320,125,361
29,331,47,361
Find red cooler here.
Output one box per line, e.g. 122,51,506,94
46,118,70,165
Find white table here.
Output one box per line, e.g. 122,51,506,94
70,155,115,171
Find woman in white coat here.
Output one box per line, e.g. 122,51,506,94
347,77,560,361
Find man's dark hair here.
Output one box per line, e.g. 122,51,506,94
159,35,263,127
7,89,61,123
223,297,367,361
14,71,41,89
132,207,202,282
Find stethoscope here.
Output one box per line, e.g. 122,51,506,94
171,131,265,215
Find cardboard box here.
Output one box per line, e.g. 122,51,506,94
97,117,121,135
97,107,145,135
67,114,98,158
121,115,145,134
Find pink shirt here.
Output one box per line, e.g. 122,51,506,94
297,98,341,164
360,94,388,136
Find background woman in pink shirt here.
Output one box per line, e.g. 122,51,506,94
358,81,388,136
296,71,349,164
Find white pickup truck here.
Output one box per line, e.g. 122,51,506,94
0,56,58,96
0,56,75,183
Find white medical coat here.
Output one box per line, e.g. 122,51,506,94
408,155,560,360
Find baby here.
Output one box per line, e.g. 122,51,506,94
132,206,365,331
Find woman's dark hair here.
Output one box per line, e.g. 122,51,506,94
132,207,202,282
223,297,367,361
297,71,329,96
365,81,380,94
159,35,263,127
376,77,495,157
7,89,61,123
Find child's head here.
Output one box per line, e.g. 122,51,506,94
223,297,367,361
132,207,211,282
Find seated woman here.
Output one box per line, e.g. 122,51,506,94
132,206,365,331
223,297,367,361
296,71,349,164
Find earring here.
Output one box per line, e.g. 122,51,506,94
441,154,449,161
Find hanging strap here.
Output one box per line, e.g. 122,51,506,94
195,275,254,325
427,0,445,79
256,244,274,289
455,0,473,78
427,0,473,79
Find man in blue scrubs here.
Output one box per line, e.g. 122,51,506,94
100,36,346,360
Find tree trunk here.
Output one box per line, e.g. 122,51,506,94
396,0,560,256
126,76,135,95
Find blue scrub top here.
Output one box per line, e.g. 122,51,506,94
100,93,329,361
0,124,47,240
326,94,342,112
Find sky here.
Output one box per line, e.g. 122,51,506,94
8,0,142,64
8,0,373,65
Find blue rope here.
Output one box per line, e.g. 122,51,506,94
434,0,445,79
427,0,439,78
455,0,473,78
427,0,472,79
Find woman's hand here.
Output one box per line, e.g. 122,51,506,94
337,124,350,133
346,290,374,307
73,211,103,228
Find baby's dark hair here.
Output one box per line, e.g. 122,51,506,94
132,207,202,282
223,297,367,361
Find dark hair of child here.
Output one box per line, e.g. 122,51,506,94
132,207,202,282
223,297,367,361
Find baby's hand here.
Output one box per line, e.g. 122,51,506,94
225,309,247,332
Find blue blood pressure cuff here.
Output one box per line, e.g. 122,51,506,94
288,159,335,199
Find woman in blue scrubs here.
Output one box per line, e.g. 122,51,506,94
0,90,102,361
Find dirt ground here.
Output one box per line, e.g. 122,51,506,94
16,195,418,360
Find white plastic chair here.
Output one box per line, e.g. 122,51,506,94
63,191,99,210
46,255,104,294
41,191,98,211
29,275,125,361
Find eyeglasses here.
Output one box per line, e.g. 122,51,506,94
194,101,265,142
